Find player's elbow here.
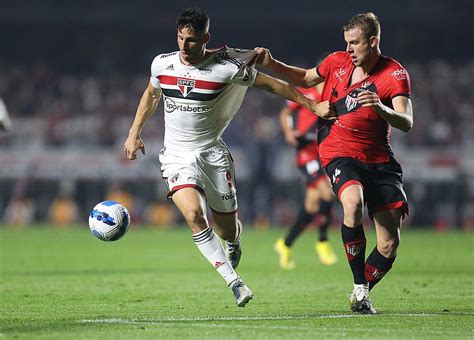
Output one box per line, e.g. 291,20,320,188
400,118,413,133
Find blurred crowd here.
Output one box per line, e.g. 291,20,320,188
1,60,474,150
1,59,473,229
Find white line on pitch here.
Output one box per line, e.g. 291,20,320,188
78,312,449,325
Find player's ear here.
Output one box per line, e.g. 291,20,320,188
203,32,210,44
369,36,378,48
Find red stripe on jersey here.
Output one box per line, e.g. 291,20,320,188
158,75,227,90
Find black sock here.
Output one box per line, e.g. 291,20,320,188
341,224,366,284
285,206,315,247
365,247,396,291
318,200,333,242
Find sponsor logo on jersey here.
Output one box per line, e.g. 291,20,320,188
198,67,212,74
391,69,408,80
334,67,346,82
177,78,196,97
345,93,358,112
160,52,177,58
166,64,174,71
164,97,210,113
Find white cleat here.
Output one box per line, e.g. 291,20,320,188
230,278,253,307
349,283,377,314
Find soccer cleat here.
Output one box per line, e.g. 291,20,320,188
273,238,295,270
315,240,338,266
225,241,242,269
230,278,253,307
348,283,377,314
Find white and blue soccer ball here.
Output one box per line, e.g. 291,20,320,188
88,201,130,242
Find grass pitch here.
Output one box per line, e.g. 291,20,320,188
1,225,473,338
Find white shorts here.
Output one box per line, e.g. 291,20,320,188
159,142,238,214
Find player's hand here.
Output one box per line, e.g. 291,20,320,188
312,101,336,120
284,131,299,147
254,47,274,68
124,135,146,160
357,90,382,108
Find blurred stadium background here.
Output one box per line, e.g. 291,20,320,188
0,0,473,230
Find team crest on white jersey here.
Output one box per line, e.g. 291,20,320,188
177,78,196,97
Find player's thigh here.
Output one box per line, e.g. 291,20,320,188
364,162,408,220
171,187,208,229
159,149,205,198
325,157,365,206
201,144,238,214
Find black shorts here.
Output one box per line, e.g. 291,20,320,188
298,159,329,188
325,157,408,219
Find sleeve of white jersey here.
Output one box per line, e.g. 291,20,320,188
150,56,162,89
227,49,258,87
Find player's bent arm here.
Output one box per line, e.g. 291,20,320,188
253,72,314,113
253,73,334,119
255,48,323,88
377,96,413,133
124,81,162,160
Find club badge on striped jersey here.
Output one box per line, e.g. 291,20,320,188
177,78,196,97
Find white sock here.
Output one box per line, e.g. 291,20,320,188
193,227,238,285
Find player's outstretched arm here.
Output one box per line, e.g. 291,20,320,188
124,81,162,160
357,92,413,132
253,72,335,120
254,47,323,88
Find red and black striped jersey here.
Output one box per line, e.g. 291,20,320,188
316,51,411,166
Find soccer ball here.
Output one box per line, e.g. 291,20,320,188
88,201,130,241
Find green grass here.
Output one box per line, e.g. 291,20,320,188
1,225,473,339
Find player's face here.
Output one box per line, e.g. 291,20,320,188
177,27,209,64
344,28,372,67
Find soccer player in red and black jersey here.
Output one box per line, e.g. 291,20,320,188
256,13,413,314
274,82,338,269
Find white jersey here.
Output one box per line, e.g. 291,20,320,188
150,46,258,151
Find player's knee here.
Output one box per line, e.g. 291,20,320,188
183,209,207,228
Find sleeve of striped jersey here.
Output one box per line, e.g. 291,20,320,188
228,50,258,87
150,56,162,89
316,53,335,79
388,67,411,98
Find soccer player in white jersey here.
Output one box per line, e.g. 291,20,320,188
123,7,333,307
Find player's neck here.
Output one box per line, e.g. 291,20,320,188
359,52,381,76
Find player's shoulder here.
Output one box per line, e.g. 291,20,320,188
151,51,179,76
151,51,179,66
380,55,410,80
325,51,351,65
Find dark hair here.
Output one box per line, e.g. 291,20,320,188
176,7,210,34
343,12,381,40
